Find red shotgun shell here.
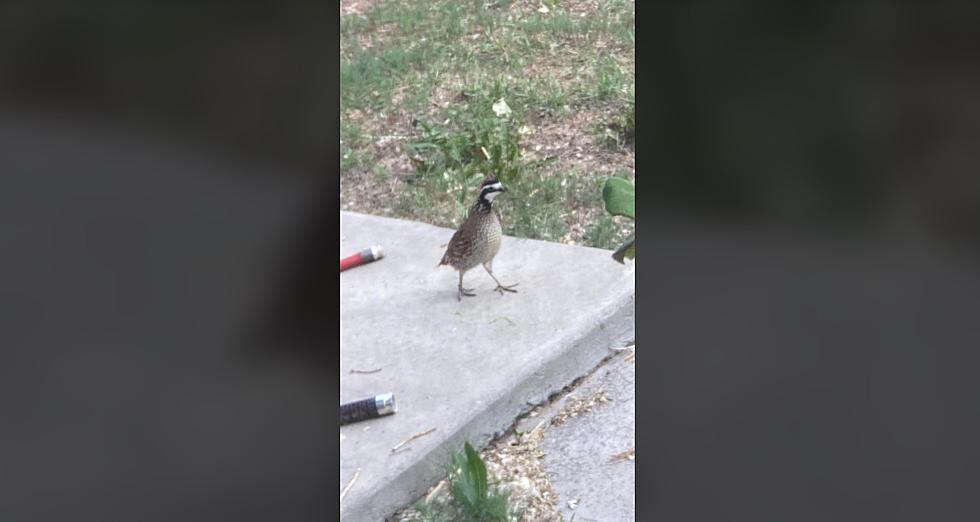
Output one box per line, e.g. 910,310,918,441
340,245,384,272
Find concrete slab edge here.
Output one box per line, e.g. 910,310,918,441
348,282,635,521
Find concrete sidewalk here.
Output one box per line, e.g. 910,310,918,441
339,211,634,521
540,348,636,521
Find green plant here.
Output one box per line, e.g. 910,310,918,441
592,56,626,102
410,99,522,177
602,176,635,263
595,85,634,150
448,442,511,521
585,214,620,250
407,93,527,221
620,90,635,142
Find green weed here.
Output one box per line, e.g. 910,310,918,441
597,87,635,149
592,56,627,102
585,214,621,250
405,442,516,522
449,442,511,521
406,87,528,220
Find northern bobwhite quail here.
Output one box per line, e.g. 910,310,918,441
439,176,519,301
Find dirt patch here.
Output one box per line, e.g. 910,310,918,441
522,106,634,177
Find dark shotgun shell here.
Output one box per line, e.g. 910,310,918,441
339,392,397,425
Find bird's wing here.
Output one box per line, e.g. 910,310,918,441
440,225,472,265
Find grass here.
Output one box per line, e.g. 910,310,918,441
341,0,635,248
597,85,635,150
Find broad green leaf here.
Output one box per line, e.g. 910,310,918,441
612,233,635,263
451,480,477,512
464,442,488,502
602,177,635,219
450,451,477,509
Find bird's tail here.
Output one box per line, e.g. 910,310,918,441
438,240,451,267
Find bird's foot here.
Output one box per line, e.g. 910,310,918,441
458,288,477,301
494,282,519,295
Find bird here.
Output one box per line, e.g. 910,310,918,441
439,176,519,301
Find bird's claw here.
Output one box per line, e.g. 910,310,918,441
494,283,519,295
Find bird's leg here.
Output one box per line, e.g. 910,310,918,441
483,262,518,295
458,270,476,301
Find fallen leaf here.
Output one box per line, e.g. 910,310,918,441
492,98,512,117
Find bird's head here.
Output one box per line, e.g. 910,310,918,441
479,176,507,203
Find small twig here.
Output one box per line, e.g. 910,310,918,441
349,367,383,374
529,418,548,438
391,427,437,454
624,351,635,363
424,479,446,503
376,134,412,141
612,448,635,461
340,468,361,503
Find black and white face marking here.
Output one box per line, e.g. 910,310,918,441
473,177,506,209
481,180,506,202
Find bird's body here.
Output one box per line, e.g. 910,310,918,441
440,205,502,271
439,177,518,300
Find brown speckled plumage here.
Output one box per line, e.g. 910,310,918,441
440,205,501,270
439,177,519,300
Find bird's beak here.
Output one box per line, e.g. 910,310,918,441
500,186,508,192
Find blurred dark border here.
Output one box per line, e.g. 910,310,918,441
0,2,333,169
0,4,339,522
642,3,980,521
